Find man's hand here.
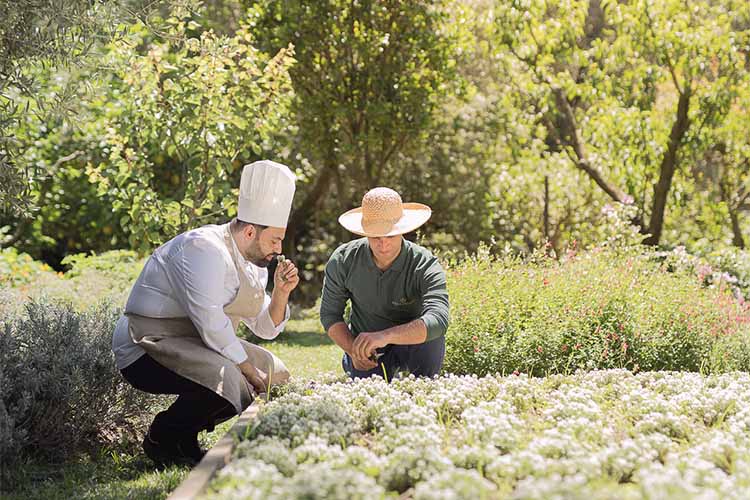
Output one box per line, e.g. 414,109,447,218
351,331,388,361
350,354,378,371
273,258,300,294
238,360,267,394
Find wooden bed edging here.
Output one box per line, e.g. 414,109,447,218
167,402,261,500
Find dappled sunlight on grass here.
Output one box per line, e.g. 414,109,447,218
248,318,342,379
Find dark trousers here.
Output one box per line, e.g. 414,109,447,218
343,335,446,380
121,354,237,442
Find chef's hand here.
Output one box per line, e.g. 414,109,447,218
351,331,387,361
274,258,299,294
239,360,267,395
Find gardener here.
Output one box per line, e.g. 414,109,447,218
112,160,299,467
320,187,450,380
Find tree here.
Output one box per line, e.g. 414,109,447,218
0,0,198,250
0,0,149,218
492,0,749,246
87,13,296,250
1,4,296,264
692,81,750,249
249,0,466,257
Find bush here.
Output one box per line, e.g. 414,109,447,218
0,249,146,312
54,250,145,309
0,247,56,288
0,299,155,478
444,245,750,376
698,246,750,300
61,249,142,281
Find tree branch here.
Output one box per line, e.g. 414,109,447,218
551,88,628,202
643,3,683,96
643,87,691,245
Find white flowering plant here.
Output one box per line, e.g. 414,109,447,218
204,370,750,499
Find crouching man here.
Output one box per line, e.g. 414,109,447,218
320,187,450,380
112,160,299,467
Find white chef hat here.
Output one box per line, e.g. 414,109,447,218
238,160,296,228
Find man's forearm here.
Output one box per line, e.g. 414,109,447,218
269,289,290,326
326,321,356,355
381,319,427,345
350,319,427,361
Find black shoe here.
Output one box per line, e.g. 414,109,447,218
142,431,202,469
176,434,207,464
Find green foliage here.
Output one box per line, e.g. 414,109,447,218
444,245,750,376
61,249,142,280
2,101,131,262
0,0,109,215
1,3,296,260
0,0,170,216
87,12,295,250
475,0,750,249
688,62,750,249
5,0,750,301
251,0,464,190
0,300,156,475
0,248,55,287
248,0,468,290
0,249,145,315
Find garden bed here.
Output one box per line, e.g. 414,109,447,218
201,371,750,499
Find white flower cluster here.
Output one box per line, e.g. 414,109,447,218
205,370,750,499
248,390,358,446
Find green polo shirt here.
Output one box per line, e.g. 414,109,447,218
320,237,449,341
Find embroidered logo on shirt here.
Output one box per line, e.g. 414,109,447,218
392,297,416,307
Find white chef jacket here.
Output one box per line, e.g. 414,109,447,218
112,223,289,370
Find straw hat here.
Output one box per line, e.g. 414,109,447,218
238,160,296,228
338,187,431,237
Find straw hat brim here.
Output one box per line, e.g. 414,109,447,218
338,203,432,237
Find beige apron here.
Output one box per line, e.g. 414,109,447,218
127,226,290,414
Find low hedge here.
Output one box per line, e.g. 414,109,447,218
0,249,145,315
445,246,750,376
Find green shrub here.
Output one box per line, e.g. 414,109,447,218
0,249,146,312
55,250,146,309
0,299,155,478
61,249,142,280
444,245,750,376
0,248,57,288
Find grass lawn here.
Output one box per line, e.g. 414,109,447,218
3,318,338,500
251,317,341,378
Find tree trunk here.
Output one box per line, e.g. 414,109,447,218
550,87,645,231
552,88,626,203
583,0,606,48
643,89,691,246
284,160,336,259
543,175,550,241
720,180,747,249
730,208,745,248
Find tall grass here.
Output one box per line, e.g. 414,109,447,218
445,245,750,376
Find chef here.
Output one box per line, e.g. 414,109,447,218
112,160,299,467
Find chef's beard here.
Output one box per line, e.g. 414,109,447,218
242,236,273,268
